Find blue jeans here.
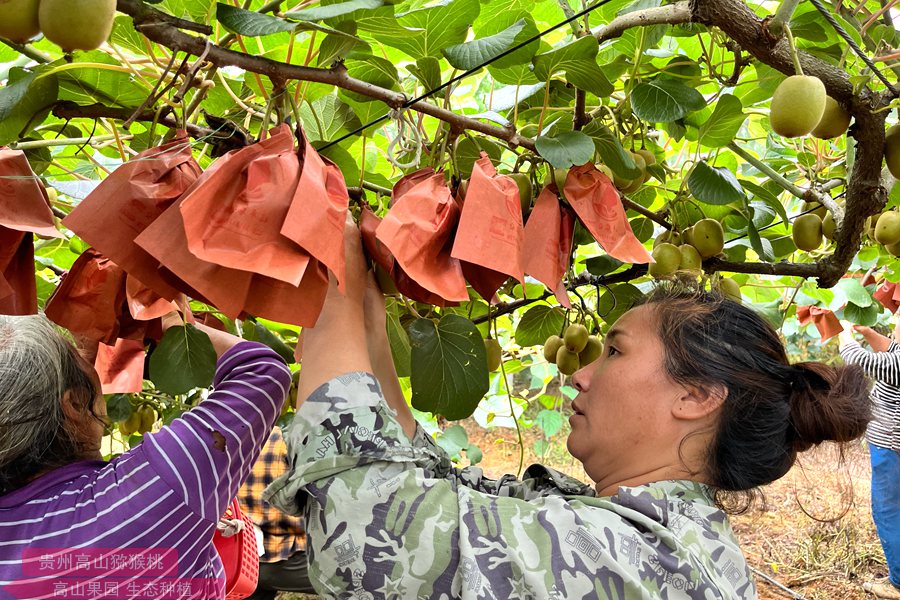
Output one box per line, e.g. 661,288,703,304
871,443,900,588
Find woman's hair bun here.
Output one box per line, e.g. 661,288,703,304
787,362,870,452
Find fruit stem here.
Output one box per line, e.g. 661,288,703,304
769,0,803,37
494,319,525,478
783,24,804,76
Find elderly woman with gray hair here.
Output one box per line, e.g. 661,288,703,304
0,315,291,599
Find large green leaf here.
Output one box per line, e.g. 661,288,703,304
0,70,59,145
299,95,362,142
343,56,400,102
582,122,642,179
243,321,295,363
473,12,540,69
443,20,526,71
515,305,565,347
532,36,612,97
836,278,873,308
631,79,706,123
698,94,747,148
216,3,297,35
286,0,383,21
149,325,217,395
367,0,481,58
535,131,594,168
386,300,412,377
534,408,564,437
409,315,489,419
688,162,745,205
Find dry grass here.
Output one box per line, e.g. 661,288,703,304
279,427,887,599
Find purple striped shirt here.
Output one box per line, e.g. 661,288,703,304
0,342,290,600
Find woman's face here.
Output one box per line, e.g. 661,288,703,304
567,304,690,489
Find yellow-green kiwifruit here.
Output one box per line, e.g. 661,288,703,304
578,335,603,366
875,211,900,246
691,219,725,258
45,187,58,204
634,149,656,182
769,75,827,138
556,347,581,376
484,338,502,372
886,240,900,257
648,242,682,278
0,0,40,42
544,167,568,194
719,278,743,303
119,410,141,436
563,323,590,353
39,0,117,52
822,211,836,240
508,173,533,216
792,213,823,251
679,244,703,272
596,164,614,180
887,125,900,179
622,177,643,194
653,230,682,248
682,226,695,247
812,97,851,140
801,201,828,220
543,335,564,363
137,405,156,435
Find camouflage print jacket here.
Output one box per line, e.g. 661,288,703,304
264,372,757,600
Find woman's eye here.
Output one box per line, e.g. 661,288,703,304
606,345,619,356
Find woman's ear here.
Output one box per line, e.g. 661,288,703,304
672,383,727,421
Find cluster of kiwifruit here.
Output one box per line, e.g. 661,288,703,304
648,218,724,278
770,75,851,139
542,324,602,375
865,210,900,256
118,404,157,436
0,0,117,52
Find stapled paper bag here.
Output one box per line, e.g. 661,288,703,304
0,228,36,315
0,148,62,239
523,186,575,307
796,305,843,341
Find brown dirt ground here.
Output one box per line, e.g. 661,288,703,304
280,421,887,600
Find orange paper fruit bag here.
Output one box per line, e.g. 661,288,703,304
523,187,575,307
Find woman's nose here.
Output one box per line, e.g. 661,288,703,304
571,365,590,392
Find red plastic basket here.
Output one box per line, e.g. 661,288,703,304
213,498,259,600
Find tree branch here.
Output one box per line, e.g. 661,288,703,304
116,0,536,151
592,1,692,41
704,257,822,279
52,102,214,139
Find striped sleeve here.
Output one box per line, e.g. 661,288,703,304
841,340,900,387
142,342,291,522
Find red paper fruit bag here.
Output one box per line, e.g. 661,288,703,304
523,187,575,307
874,281,900,314
796,305,843,341
63,134,202,300
94,338,145,394
0,148,62,239
281,128,350,290
563,163,652,264
0,229,37,315
44,249,127,344
451,154,525,302
376,169,468,303
180,124,313,287
359,206,450,306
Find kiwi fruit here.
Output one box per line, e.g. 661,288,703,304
811,97,851,140
691,219,725,258
543,335,564,363
875,211,900,246
484,338,502,372
679,244,703,272
578,336,603,366
822,211,836,240
39,0,117,52
801,201,828,220
719,278,743,303
563,323,589,353
0,0,40,42
769,75,827,138
792,213,823,251
119,410,141,436
508,173,533,216
648,242,681,278
137,405,156,435
556,347,581,376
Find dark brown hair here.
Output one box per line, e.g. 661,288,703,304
641,285,871,507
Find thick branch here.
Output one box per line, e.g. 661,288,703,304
116,0,535,151
704,257,823,278
592,1,692,41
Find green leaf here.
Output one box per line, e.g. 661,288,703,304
515,305,565,347
584,255,624,276
836,278,873,308
842,302,881,326
437,424,469,456
106,394,133,422
688,162,745,205
535,131,595,168
630,79,706,123
299,95,362,142
596,284,643,324
740,179,788,224
409,315,489,420
631,217,654,243
535,409,563,437
386,301,412,377
216,3,297,35
367,0,480,57
149,325,217,395
532,36,612,97
698,94,747,148
443,19,526,71
454,137,503,177
407,56,442,91
0,70,59,145
582,121,641,179
745,217,774,261
343,56,400,102
243,321,294,363
465,444,483,465
286,0,383,21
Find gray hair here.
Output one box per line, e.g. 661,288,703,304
0,315,98,494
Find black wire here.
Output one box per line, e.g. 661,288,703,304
319,0,616,150
807,0,899,96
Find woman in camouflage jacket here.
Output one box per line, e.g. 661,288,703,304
266,220,871,599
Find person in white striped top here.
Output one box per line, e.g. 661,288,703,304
839,319,900,599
